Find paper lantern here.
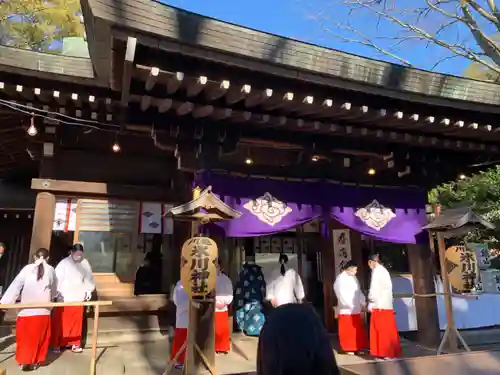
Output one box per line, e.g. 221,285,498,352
180,236,218,299
445,245,479,293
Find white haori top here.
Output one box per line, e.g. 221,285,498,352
173,280,189,329
333,271,366,315
215,273,234,313
55,256,95,302
266,267,305,307
368,263,394,310
1,262,57,317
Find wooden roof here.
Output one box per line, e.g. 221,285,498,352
0,45,104,86
83,0,500,113
1,1,500,186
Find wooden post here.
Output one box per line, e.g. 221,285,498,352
322,218,336,333
296,225,306,294
29,192,56,258
437,233,458,352
349,231,365,289
407,244,440,348
89,304,101,375
184,187,216,375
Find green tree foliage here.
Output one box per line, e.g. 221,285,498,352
0,0,84,52
429,166,500,244
463,62,500,82
463,34,500,82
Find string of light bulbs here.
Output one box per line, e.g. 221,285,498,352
0,98,123,152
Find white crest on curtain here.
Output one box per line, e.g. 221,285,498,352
354,199,396,231
243,192,292,226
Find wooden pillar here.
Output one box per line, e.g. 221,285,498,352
29,192,56,258
407,243,440,347
322,218,336,333
437,233,457,352
349,230,366,290
226,238,239,283
296,225,307,295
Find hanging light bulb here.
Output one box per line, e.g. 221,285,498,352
368,168,376,175
27,115,37,136
112,142,121,153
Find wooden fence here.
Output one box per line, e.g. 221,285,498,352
0,300,112,375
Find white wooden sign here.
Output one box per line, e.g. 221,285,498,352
468,243,491,270
332,229,352,277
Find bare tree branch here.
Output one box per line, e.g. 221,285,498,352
315,0,500,76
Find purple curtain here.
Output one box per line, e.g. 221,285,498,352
195,171,428,244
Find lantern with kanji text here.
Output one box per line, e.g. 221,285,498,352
180,236,218,299
445,245,480,293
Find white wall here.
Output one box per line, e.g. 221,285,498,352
255,253,298,283
393,275,500,331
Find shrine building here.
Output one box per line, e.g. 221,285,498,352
1,0,500,348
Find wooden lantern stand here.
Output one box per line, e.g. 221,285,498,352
423,207,495,355
163,186,242,375
435,232,470,354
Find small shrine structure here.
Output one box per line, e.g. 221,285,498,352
166,186,242,375
422,206,495,354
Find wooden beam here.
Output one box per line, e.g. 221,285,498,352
126,103,499,154
121,37,137,107
120,37,137,127
145,67,160,91
29,192,56,258
31,178,181,202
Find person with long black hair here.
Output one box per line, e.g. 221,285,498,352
257,303,340,375
266,253,305,307
0,248,57,371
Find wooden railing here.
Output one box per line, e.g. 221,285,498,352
0,301,112,375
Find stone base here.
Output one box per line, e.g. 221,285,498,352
341,350,500,375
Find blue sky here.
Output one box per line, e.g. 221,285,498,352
163,0,473,76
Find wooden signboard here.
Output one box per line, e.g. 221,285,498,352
180,236,218,299
445,245,479,293
332,229,352,278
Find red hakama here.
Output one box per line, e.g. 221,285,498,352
369,309,402,358
16,315,51,366
50,306,84,348
170,328,188,364
338,314,368,353
215,310,230,353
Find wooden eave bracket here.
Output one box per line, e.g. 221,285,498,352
168,186,242,222
119,36,137,128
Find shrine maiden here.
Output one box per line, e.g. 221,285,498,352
333,261,368,354
1,248,57,371
267,253,305,307
51,243,95,353
170,280,189,370
367,253,402,360
215,263,234,354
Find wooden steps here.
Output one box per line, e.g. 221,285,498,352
94,274,134,298
98,294,170,313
